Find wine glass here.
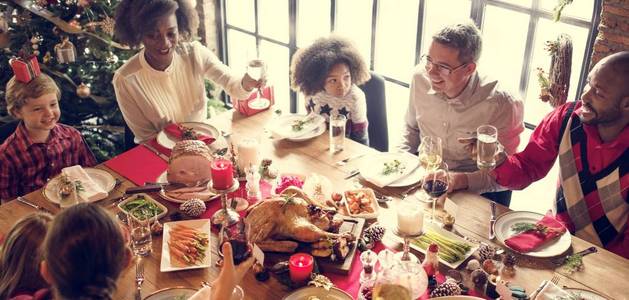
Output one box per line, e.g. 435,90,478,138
418,136,442,171
422,162,449,223
246,55,270,110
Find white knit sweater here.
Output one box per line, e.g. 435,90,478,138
113,41,252,143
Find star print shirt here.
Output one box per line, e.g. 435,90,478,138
307,84,369,145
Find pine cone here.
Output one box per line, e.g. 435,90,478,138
502,252,517,267
430,279,462,297
179,198,206,217
363,223,385,243
477,244,497,262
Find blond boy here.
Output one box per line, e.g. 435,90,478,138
0,74,96,201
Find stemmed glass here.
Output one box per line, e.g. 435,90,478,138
422,162,450,223
246,54,269,110
418,136,442,171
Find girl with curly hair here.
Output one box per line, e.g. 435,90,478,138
290,35,371,145
113,0,263,143
0,212,53,300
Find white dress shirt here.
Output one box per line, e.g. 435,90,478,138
113,41,251,143
400,67,524,172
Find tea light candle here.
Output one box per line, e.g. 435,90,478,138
289,253,314,283
236,138,260,172
397,202,424,236
211,158,234,190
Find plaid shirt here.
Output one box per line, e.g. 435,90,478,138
0,122,97,201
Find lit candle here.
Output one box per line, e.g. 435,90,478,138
236,138,260,172
289,253,314,283
397,201,424,235
211,158,234,190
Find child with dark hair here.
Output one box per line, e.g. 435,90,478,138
0,212,53,300
290,35,371,145
40,203,130,300
0,73,97,202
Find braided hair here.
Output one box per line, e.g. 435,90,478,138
43,204,128,300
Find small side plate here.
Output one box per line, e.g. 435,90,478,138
160,219,212,272
117,193,168,225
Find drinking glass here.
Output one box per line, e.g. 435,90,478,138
418,136,443,171
390,260,428,299
246,56,269,110
422,162,450,223
128,214,152,256
476,125,499,170
329,115,347,153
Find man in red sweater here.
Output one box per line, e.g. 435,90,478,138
451,51,629,258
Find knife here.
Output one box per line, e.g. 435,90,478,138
142,143,169,161
17,196,50,213
489,201,497,240
344,169,360,180
551,246,598,266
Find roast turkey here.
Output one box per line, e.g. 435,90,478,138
245,187,344,253
166,140,214,199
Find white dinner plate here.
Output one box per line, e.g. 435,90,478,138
288,122,326,142
155,172,217,203
156,122,226,151
493,211,572,258
160,219,212,272
283,286,352,300
43,168,115,204
431,296,485,300
563,288,609,300
359,152,422,187
267,114,326,140
143,287,198,300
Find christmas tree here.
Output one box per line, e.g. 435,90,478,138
1,0,132,161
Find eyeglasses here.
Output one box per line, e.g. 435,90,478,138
421,55,468,77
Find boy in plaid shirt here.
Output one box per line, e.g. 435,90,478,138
0,73,96,202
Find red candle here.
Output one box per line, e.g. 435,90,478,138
211,158,234,190
289,253,314,283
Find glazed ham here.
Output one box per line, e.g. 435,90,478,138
167,140,213,187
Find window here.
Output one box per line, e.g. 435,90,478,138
220,0,599,149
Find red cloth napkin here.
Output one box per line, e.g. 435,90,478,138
164,123,216,145
104,145,168,185
505,211,567,253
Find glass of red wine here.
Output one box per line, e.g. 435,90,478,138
422,162,449,223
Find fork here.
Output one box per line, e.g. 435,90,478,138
550,274,560,285
335,153,366,166
135,258,145,300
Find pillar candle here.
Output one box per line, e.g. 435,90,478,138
289,253,314,283
211,158,234,190
236,138,260,172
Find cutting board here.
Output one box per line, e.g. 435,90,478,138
317,215,365,275
263,215,365,275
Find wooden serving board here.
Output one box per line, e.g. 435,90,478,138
317,215,365,275
263,215,365,275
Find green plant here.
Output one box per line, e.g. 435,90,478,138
553,0,574,22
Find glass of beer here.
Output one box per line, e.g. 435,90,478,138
476,125,499,170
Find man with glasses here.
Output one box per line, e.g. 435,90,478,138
400,21,524,206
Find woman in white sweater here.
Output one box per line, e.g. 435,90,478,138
113,0,262,143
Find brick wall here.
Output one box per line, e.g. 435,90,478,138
591,0,629,67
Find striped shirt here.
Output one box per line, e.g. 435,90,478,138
0,122,97,201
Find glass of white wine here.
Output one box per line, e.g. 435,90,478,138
418,136,442,171
246,56,269,110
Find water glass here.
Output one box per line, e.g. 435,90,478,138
128,215,152,256
329,115,347,153
476,125,499,170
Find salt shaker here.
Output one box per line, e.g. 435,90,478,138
245,164,261,202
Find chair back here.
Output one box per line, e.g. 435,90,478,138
0,120,20,145
359,71,388,152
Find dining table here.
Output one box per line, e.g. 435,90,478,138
1,109,627,300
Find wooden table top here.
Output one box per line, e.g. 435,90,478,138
2,110,627,300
